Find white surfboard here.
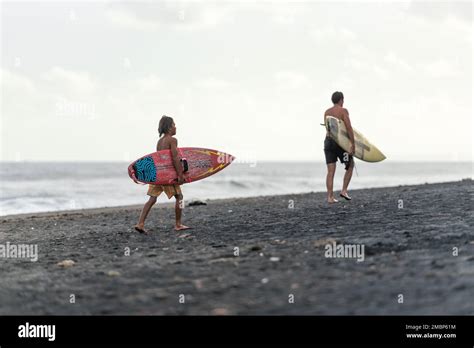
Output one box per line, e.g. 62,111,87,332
325,116,386,162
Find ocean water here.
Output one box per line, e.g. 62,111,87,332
0,161,472,216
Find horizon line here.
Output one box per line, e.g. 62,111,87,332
0,160,472,164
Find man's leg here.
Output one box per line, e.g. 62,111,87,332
135,196,157,234
326,162,338,203
341,159,354,198
174,193,190,231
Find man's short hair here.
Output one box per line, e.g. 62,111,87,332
158,115,174,136
331,91,344,104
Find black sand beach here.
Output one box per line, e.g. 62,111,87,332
0,180,472,315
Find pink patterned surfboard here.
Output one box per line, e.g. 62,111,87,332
128,147,235,185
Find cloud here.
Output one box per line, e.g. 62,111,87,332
310,26,357,42
344,46,400,80
2,67,103,127
1,68,36,96
135,75,164,93
373,65,390,80
274,71,312,90
195,77,231,90
340,27,357,40
1,69,43,124
105,7,158,31
384,51,414,72
264,3,307,25
403,1,472,24
422,59,460,78
105,1,233,31
40,67,98,95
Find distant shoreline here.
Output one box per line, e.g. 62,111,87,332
1,179,471,219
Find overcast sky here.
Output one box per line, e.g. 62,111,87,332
1,0,472,162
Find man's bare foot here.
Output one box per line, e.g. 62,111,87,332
339,191,352,200
175,224,191,231
134,224,149,234
327,197,339,204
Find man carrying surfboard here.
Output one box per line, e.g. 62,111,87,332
324,91,355,203
134,116,190,233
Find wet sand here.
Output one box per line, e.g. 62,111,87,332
0,180,473,315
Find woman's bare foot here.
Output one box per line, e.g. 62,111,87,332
134,224,149,234
327,197,339,204
175,224,191,231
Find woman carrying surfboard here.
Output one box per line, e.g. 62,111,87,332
323,91,355,204
134,116,190,234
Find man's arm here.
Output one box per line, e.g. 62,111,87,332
170,137,184,183
342,109,355,155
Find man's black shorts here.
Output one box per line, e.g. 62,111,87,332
324,136,354,170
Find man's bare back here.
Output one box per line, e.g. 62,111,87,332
324,105,348,136
157,134,174,151
324,105,354,155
